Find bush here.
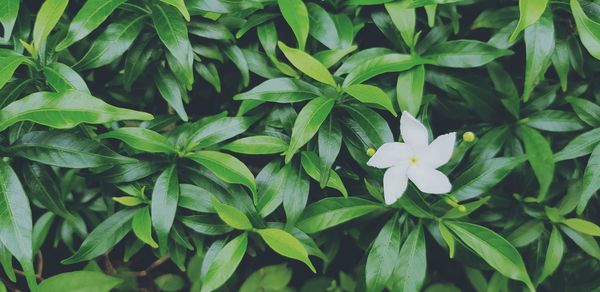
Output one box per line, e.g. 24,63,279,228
1,0,599,291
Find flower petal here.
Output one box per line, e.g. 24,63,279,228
383,165,409,205
367,142,413,169
400,111,429,149
420,132,456,168
407,165,452,194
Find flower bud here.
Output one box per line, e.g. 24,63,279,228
463,131,475,142
366,147,376,157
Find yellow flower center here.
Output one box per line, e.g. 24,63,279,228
409,157,418,165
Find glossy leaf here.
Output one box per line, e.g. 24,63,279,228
277,0,309,50
151,165,179,252
257,228,315,272
278,42,336,87
97,127,177,154
297,198,382,233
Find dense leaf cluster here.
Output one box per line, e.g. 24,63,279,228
0,0,599,291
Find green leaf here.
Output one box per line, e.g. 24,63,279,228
0,0,19,40
154,274,185,292
384,3,415,48
278,42,336,87
151,3,193,87
281,162,310,227
0,53,27,90
151,165,179,252
234,78,321,103
39,271,122,292
297,197,382,233
525,110,587,132
62,209,136,264
160,0,190,21
577,143,600,213
187,116,254,150
285,96,335,163
178,184,215,213
221,135,288,155
23,163,73,220
300,151,348,197
560,225,600,260
256,228,315,272
0,161,37,290
240,264,292,292
97,127,177,154
277,0,309,50
439,222,455,258
553,128,600,161
571,0,600,60
201,233,247,292
453,157,526,201
522,9,554,102
509,0,548,42
43,62,90,93
56,0,127,50
366,214,401,292
74,16,146,70
506,220,545,247
307,3,353,50
344,84,397,116
113,196,144,206
211,197,253,230
538,226,564,285
32,0,68,56
389,222,427,292
187,151,256,196
563,218,600,237
445,221,534,291
317,115,342,187
12,131,136,168
343,53,424,86
424,40,513,68
396,65,425,116
155,67,189,121
132,207,158,248
566,96,600,127
520,126,554,200
0,90,152,132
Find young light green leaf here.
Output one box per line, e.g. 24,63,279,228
563,218,600,237
396,65,425,116
113,196,144,207
56,0,127,50
32,0,68,56
424,40,513,68
0,90,152,131
560,225,600,260
577,143,600,213
509,0,548,42
571,0,600,60
445,221,535,291
389,222,426,292
211,197,253,230
0,161,37,290
63,209,136,264
286,96,335,163
297,198,382,233
277,0,309,50
132,207,159,248
97,127,177,154
201,233,248,292
344,84,397,116
366,214,401,292
39,271,122,292
278,42,336,87
160,0,190,21
256,228,315,272
520,126,554,200
151,165,179,252
187,151,256,196
438,222,455,258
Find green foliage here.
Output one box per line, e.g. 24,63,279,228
0,0,599,291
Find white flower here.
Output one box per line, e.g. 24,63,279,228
367,112,456,205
